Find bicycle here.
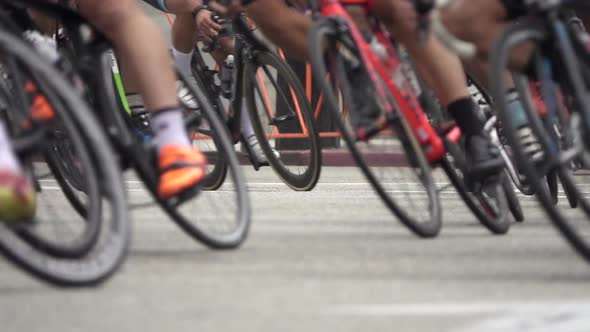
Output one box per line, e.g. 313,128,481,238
489,3,590,261
189,13,322,191
7,0,251,250
0,17,130,286
307,0,514,238
426,0,590,260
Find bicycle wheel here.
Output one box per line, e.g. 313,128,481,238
547,170,559,205
441,140,511,234
309,19,441,237
0,31,130,286
559,168,579,209
418,69,511,232
1,66,103,258
466,76,523,225
504,178,525,222
491,19,590,261
188,50,229,190
551,35,590,215
157,69,251,249
243,50,322,191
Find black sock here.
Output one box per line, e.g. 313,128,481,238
447,97,483,136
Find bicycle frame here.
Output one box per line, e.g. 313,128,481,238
192,15,313,143
108,51,132,116
313,0,451,163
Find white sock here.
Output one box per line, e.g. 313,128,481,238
151,109,191,151
240,100,256,138
172,48,194,78
0,122,21,172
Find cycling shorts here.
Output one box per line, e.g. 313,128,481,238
340,0,377,12
499,0,527,19
500,0,590,19
143,0,170,13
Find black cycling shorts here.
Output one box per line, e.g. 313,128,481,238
500,0,527,19
566,1,590,13
501,0,590,19
143,0,170,13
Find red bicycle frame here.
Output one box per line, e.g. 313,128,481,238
317,0,455,163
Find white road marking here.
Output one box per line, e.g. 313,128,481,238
457,311,590,332
326,301,590,317
327,302,590,332
37,185,587,200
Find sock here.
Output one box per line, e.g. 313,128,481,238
240,100,256,138
172,48,194,78
0,122,22,173
447,97,484,136
151,108,191,151
506,89,529,128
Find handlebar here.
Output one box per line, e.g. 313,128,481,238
202,14,231,53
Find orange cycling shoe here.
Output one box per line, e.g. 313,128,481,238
158,145,207,200
22,80,55,128
0,170,37,222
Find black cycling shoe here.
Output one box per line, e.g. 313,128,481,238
465,134,505,182
341,56,381,130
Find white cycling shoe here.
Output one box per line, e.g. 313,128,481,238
240,134,280,165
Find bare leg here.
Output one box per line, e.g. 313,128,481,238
77,0,177,110
462,57,513,93
173,13,197,53
77,0,207,198
373,0,505,176
372,0,468,105
246,1,311,60
441,0,535,71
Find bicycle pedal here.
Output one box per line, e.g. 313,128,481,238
269,114,295,125
251,159,270,171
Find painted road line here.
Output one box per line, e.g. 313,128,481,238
325,301,590,317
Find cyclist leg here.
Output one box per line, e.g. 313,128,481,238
463,59,544,164
142,0,224,74
441,0,535,70
242,0,503,178
243,0,311,60
0,121,36,222
123,0,223,106
76,0,206,199
372,0,504,178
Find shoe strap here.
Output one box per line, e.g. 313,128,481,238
160,161,204,175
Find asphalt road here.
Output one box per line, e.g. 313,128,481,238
1,4,590,332
1,165,590,332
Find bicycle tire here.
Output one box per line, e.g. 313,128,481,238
559,169,580,209
157,69,251,249
92,44,249,250
512,73,583,210
490,19,590,262
464,76,522,226
547,170,561,205
503,178,525,222
8,70,103,258
0,31,130,286
309,19,441,237
0,42,104,258
189,50,229,191
243,50,322,191
441,142,511,234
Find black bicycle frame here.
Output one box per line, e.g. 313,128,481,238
194,13,273,146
